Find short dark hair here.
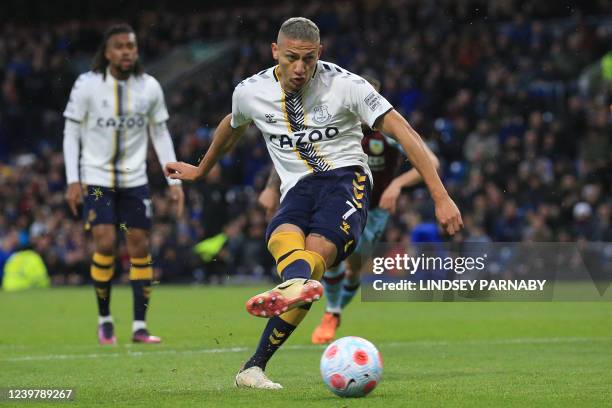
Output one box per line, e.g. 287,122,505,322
278,17,320,43
91,24,143,78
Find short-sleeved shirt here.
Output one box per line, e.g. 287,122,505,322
230,60,393,200
63,68,169,188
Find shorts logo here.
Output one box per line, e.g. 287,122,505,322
364,92,382,112
369,139,384,155
143,199,153,218
268,328,285,345
340,220,351,235
312,105,332,124
265,114,277,123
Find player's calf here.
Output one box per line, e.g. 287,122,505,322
91,252,116,345
129,255,161,343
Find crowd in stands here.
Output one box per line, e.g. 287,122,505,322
1,0,610,284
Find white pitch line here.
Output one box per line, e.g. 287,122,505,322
385,336,612,347
3,347,249,362
2,337,611,363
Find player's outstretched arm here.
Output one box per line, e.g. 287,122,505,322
378,110,463,235
379,142,440,215
164,114,248,182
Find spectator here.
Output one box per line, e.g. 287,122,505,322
0,1,610,282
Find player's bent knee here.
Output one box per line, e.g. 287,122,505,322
305,234,337,270
95,241,116,255
345,254,361,280
126,229,150,258
270,223,305,238
92,225,116,255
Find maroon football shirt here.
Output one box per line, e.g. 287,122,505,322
361,125,402,209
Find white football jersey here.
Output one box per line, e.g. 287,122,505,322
231,60,393,200
63,68,169,188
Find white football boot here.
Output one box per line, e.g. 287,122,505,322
235,366,283,389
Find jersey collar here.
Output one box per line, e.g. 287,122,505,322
105,66,130,83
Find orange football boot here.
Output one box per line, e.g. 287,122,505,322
311,312,340,344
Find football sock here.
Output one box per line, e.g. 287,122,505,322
340,278,361,309
91,252,114,317
243,311,302,370
268,231,326,281
245,232,327,370
132,320,147,333
130,255,153,322
98,315,113,325
323,263,345,314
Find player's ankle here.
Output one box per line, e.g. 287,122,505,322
98,315,113,325
326,307,341,315
132,320,146,333
243,359,266,371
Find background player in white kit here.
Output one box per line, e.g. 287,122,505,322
63,24,184,345
165,17,462,389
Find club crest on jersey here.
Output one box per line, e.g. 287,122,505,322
369,139,385,155
312,105,332,125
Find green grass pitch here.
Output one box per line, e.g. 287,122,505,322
1,286,611,407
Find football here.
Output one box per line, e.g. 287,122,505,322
320,336,383,398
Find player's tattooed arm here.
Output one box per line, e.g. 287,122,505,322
165,114,247,182
266,167,281,190
378,109,463,235
259,167,281,219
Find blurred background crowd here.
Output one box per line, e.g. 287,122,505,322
0,0,610,285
